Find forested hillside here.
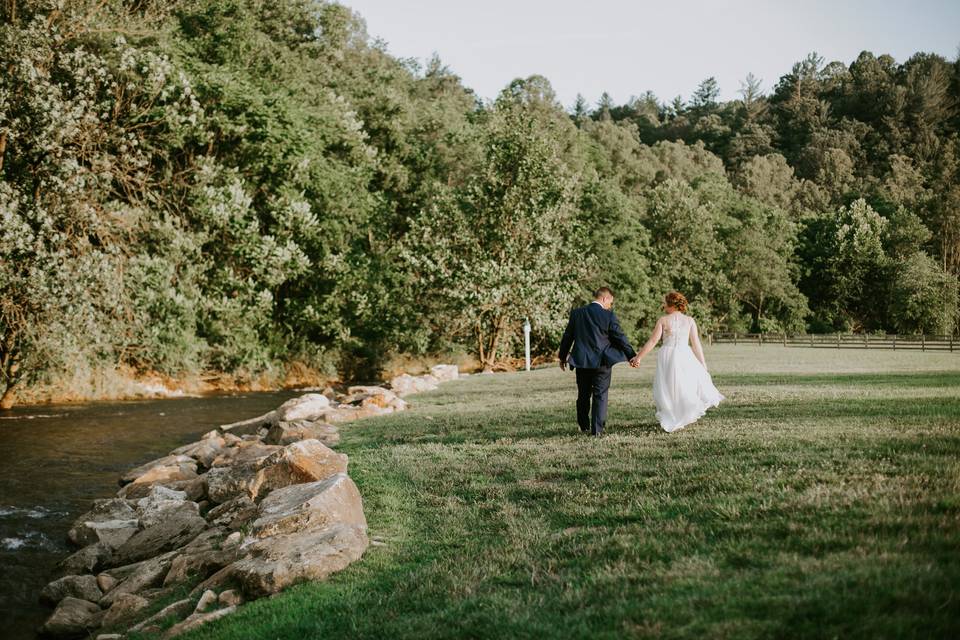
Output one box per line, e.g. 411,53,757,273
2,0,958,407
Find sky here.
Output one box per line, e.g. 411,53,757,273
341,0,960,109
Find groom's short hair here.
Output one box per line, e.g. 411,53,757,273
593,286,614,299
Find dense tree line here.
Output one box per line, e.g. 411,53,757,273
1,0,958,407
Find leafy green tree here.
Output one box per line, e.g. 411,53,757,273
401,99,587,370
888,251,959,335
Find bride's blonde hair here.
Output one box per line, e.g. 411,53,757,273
665,291,688,313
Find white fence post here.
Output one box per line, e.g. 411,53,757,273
523,319,531,372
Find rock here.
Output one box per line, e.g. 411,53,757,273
227,524,368,598
387,397,408,412
210,441,281,468
109,507,206,567
40,575,103,606
135,487,197,528
171,437,225,468
224,532,242,547
219,412,276,437
204,494,257,531
163,605,236,639
264,420,339,447
136,485,186,513
99,551,178,607
85,520,141,550
318,406,363,423
67,499,138,547
216,393,331,439
194,589,217,613
341,386,397,407
174,476,208,503
276,393,331,422
163,529,240,587
430,364,459,381
41,597,104,638
218,589,243,607
101,593,149,627
389,373,439,397
205,461,260,504
251,473,367,539
120,455,197,486
96,574,116,594
129,598,194,633
58,543,111,576
248,439,348,501
97,635,124,639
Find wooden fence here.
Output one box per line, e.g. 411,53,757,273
709,332,957,352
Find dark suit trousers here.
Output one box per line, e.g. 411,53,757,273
575,366,612,434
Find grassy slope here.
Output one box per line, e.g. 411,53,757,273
181,346,960,640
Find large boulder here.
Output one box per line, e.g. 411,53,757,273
108,505,206,567
341,386,396,407
217,393,331,438
204,494,257,531
39,574,103,606
264,420,339,447
227,524,368,598
78,520,140,551
209,441,281,468
163,528,241,587
67,499,137,547
277,393,331,422
170,436,225,469
40,597,104,639
251,473,366,539
430,364,459,382
119,455,197,487
57,543,112,576
248,439,348,501
98,551,178,607
101,593,149,628
204,460,261,504
135,486,191,527
389,373,439,397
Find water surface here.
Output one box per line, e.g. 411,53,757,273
0,390,300,640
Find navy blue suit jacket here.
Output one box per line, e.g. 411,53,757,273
558,303,637,369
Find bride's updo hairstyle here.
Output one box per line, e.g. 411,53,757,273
665,291,688,313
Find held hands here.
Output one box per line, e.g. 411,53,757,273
629,355,642,368
559,358,567,371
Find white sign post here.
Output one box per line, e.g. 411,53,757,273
523,318,531,372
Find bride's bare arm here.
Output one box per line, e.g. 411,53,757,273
632,318,663,363
690,319,707,368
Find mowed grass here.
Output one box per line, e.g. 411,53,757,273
182,346,960,640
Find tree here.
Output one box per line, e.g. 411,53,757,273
889,251,959,334
401,100,588,370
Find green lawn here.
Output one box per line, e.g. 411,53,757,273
182,346,960,639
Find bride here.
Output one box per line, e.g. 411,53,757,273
630,291,724,432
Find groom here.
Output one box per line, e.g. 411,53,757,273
558,287,638,436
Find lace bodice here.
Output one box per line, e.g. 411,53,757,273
661,313,692,348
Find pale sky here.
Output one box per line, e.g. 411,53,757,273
342,0,960,109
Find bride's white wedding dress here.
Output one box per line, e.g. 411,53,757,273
653,312,724,432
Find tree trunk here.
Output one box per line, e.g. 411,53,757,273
0,381,16,410
0,336,19,410
482,317,505,372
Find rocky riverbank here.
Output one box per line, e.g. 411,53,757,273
37,366,460,639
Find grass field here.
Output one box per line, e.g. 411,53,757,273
180,345,960,640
